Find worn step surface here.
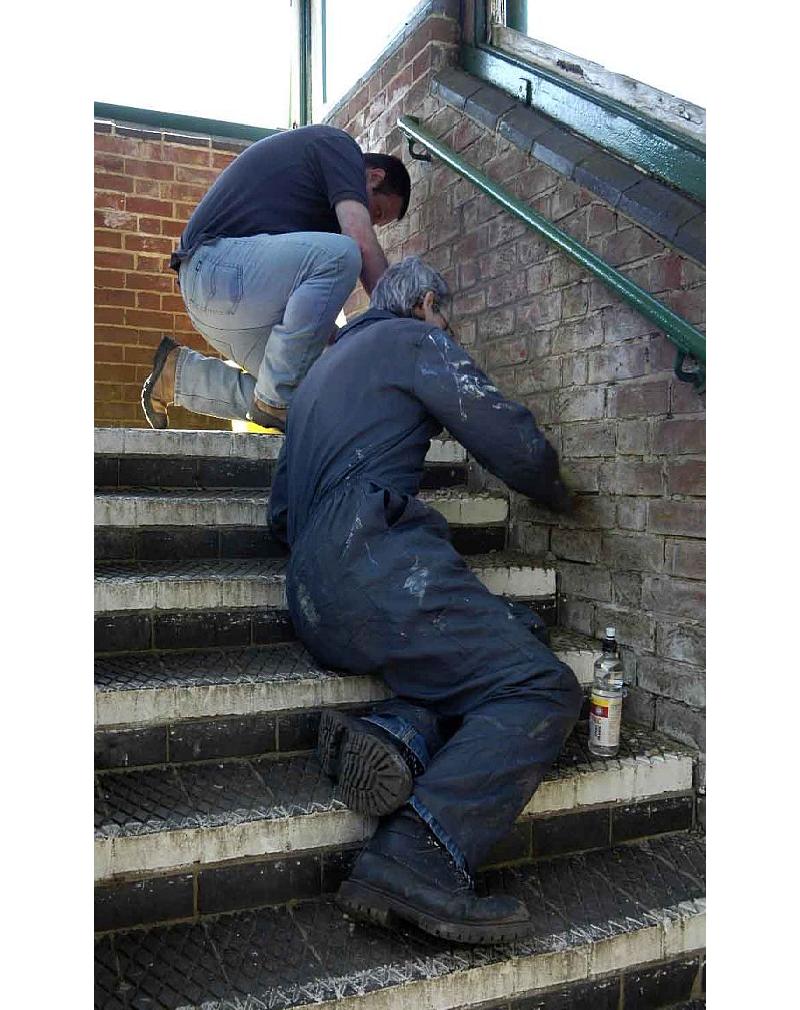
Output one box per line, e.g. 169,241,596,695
94,631,600,733
94,553,556,613
94,489,508,561
94,488,508,528
94,832,705,1010
94,724,694,883
95,428,469,491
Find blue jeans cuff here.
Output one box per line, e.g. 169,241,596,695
361,714,431,773
408,795,471,880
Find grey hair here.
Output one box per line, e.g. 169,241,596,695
370,256,450,317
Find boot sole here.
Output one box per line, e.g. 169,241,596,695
141,336,178,430
337,879,530,946
317,710,412,817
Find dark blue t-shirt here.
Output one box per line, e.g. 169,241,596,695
170,125,368,271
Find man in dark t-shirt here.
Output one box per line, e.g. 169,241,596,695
141,125,411,432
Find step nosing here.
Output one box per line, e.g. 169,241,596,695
94,730,695,879
95,834,705,1010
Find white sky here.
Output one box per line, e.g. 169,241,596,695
514,1,705,106
92,1,705,130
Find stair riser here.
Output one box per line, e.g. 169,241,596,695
95,524,506,562
452,955,705,1010
94,598,558,654
95,792,695,933
95,456,468,491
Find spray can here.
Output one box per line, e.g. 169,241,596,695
588,627,625,757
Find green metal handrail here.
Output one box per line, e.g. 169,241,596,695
397,115,705,388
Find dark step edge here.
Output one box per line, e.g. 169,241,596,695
94,795,697,933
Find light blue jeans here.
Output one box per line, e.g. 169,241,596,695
174,232,361,418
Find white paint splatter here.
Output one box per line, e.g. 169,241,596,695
403,556,430,605
295,582,320,627
343,515,363,552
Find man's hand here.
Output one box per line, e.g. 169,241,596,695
335,200,388,295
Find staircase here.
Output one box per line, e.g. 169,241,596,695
94,427,705,1009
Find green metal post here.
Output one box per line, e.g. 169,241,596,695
397,115,705,370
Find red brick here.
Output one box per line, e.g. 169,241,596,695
159,181,207,203
94,209,138,230
125,309,174,329
126,196,174,217
95,401,141,420
652,418,705,455
649,254,683,292
134,177,162,197
95,192,126,211
161,294,185,313
124,234,174,254
551,314,603,353
137,291,162,310
555,386,605,421
95,269,126,288
95,325,136,344
125,272,175,293
95,251,135,270
211,151,238,170
647,500,705,537
95,229,123,249
95,343,125,363
124,344,159,365
478,309,515,340
161,219,185,239
587,204,616,238
175,164,219,186
124,158,175,180
168,145,212,167
95,362,140,383
95,172,135,193
671,378,705,414
617,419,650,455
96,288,136,308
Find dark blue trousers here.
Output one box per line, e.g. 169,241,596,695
287,481,583,874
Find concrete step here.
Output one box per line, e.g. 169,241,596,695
94,552,555,613
95,487,508,528
94,488,508,561
94,724,694,890
94,833,704,1010
95,427,468,491
94,632,600,736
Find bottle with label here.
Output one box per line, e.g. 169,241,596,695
588,627,625,757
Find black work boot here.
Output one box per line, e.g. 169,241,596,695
317,710,417,817
338,808,531,945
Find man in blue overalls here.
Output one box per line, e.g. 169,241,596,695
270,256,582,945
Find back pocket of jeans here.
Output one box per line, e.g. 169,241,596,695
199,261,243,315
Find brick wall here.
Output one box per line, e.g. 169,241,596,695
325,4,706,753
94,124,250,429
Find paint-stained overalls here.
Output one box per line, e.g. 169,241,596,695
270,309,582,874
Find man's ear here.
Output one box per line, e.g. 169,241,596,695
365,166,386,190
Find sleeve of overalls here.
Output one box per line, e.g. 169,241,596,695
268,441,289,546
412,327,572,512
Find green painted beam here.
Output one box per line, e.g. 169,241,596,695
398,115,705,366
93,103,281,143
462,46,705,202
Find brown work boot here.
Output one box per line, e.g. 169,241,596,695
141,336,180,430
247,398,288,433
